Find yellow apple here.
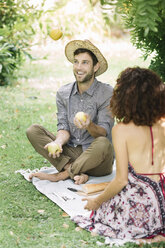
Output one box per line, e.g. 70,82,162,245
48,143,61,154
75,112,87,122
49,29,63,41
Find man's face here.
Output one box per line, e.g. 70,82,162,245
73,52,97,83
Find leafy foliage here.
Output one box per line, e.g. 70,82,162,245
0,0,45,86
99,0,165,81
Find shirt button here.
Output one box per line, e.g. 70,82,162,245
77,138,80,141
81,99,83,102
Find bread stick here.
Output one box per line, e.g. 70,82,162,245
82,182,110,194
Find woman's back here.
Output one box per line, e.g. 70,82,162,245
125,119,165,181
72,67,165,241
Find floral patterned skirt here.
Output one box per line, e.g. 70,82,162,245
72,164,165,239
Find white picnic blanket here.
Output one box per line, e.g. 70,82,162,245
15,164,116,218
15,162,138,247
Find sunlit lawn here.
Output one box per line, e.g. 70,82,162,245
1,37,162,248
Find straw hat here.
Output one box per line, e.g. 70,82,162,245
65,40,108,76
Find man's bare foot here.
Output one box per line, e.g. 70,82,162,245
74,174,89,184
138,235,165,244
29,170,69,182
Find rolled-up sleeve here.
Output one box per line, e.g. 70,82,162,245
56,91,70,131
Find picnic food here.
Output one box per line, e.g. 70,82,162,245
75,112,87,122
48,143,61,154
49,29,63,40
82,182,109,194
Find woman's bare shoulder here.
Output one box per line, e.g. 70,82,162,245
158,118,165,130
155,119,165,143
112,122,134,133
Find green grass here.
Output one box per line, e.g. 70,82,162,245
0,39,164,248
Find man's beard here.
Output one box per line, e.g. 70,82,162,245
74,70,94,84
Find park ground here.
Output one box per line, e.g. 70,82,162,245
1,37,164,248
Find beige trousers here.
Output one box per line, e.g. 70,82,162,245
26,124,114,179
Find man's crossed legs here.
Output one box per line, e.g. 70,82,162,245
26,124,114,184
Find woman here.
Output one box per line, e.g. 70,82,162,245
72,67,165,242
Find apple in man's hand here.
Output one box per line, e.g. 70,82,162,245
47,143,61,155
75,112,87,122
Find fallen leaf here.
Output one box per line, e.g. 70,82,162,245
1,144,6,149
80,240,88,244
60,245,66,248
28,156,33,159
63,223,69,229
75,226,82,232
37,209,45,214
91,231,98,236
62,212,69,217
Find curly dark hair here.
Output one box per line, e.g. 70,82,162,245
110,67,165,126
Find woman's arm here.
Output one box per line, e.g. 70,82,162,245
83,123,129,211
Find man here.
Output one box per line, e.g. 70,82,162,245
26,39,114,184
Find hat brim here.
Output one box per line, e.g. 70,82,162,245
65,40,108,77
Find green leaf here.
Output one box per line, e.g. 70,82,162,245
148,0,160,6
144,27,149,36
149,25,158,32
39,22,43,30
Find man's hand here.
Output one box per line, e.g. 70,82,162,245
82,198,101,211
74,112,91,129
44,141,62,158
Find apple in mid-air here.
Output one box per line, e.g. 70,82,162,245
48,143,61,154
49,29,63,40
75,112,87,122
